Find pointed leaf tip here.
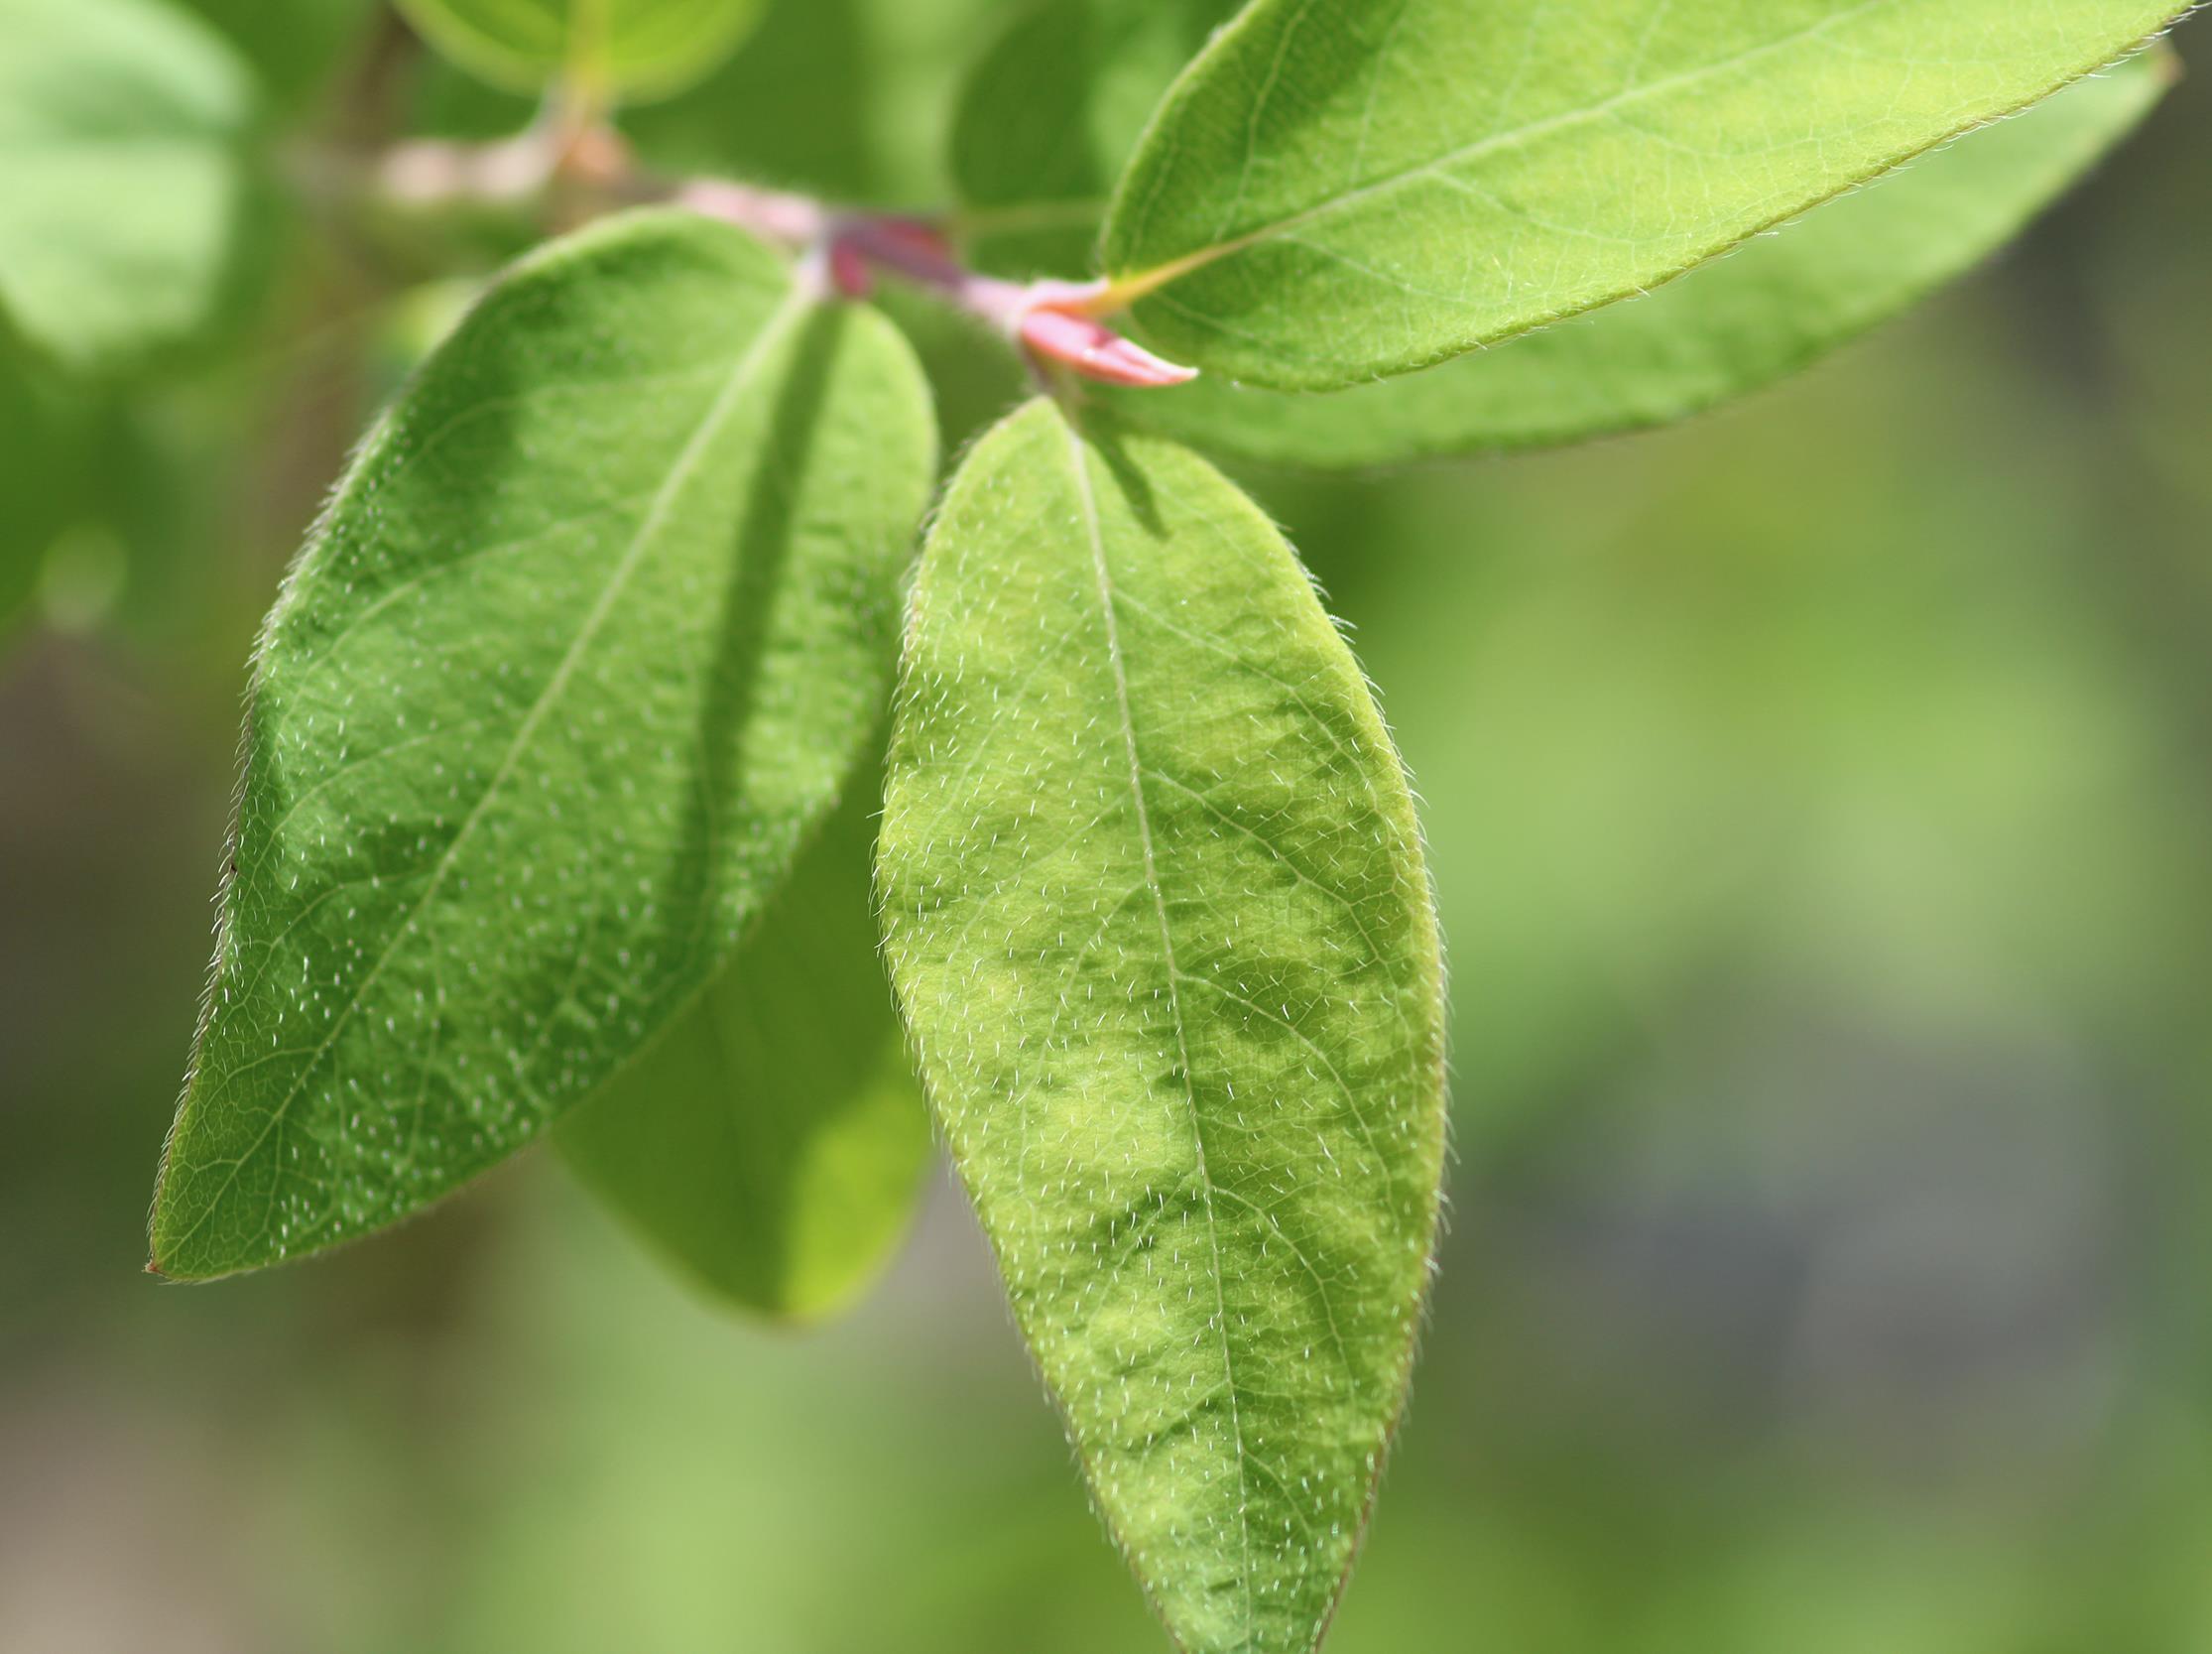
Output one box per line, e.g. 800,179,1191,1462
147,212,936,1279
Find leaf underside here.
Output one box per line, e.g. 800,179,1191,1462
878,398,1447,1654
150,211,934,1280
1102,0,2191,389
556,753,931,1323
0,0,255,369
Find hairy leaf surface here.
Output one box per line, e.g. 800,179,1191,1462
0,0,255,369
150,211,934,1279
878,398,1446,1654
1101,0,2189,388
956,7,2169,464
394,0,764,98
557,758,929,1321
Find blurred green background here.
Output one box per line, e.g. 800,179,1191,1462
6,3,2212,1649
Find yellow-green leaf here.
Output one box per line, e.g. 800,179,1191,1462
953,4,2171,463
878,397,1447,1654
1102,0,2189,389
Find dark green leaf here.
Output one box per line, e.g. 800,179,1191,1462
176,0,375,110
878,397,1447,1654
951,0,1231,277
621,0,1007,206
149,211,935,1279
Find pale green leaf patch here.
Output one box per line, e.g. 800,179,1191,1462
878,397,1447,1654
557,757,930,1323
1101,0,2193,389
394,0,766,100
0,0,257,370
149,211,934,1280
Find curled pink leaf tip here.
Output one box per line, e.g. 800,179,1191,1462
1017,307,1198,389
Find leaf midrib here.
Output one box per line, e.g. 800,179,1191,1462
1059,411,1257,1641
1108,0,1898,299
154,280,814,1270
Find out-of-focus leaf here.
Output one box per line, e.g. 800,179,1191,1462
620,0,1002,205
878,397,1447,1654
950,0,1231,276
176,0,375,110
393,0,766,100
557,761,930,1322
148,212,935,1279
403,0,1001,205
0,0,257,371
1100,0,2190,389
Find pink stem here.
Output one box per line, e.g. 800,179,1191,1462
339,134,1199,391
674,182,1196,389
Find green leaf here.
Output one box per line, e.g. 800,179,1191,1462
877,397,1447,1654
0,0,257,370
622,0,1007,206
1100,0,2189,389
951,0,1232,277
394,0,766,100
955,7,2170,464
556,753,930,1322
175,0,377,111
148,211,935,1280
1124,49,2174,464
